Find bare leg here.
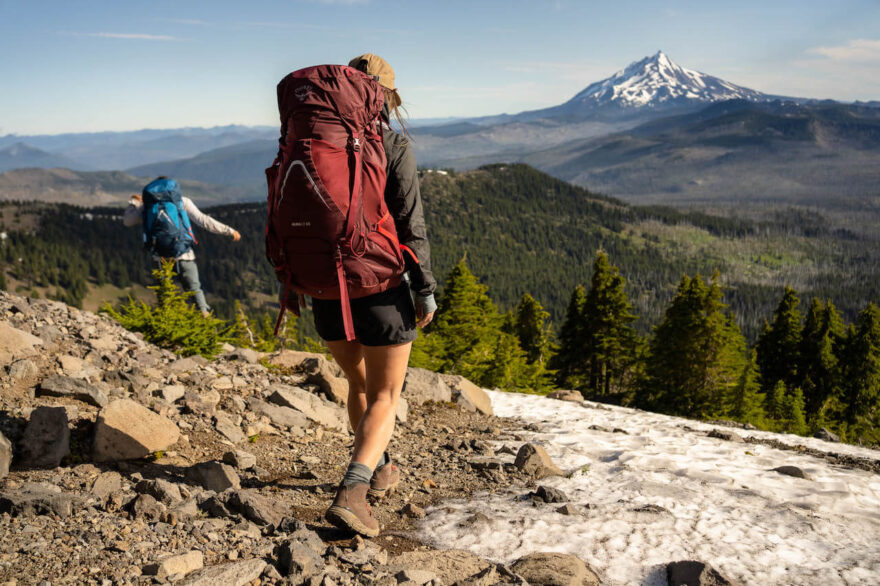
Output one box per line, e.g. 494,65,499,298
325,340,367,432
350,342,412,469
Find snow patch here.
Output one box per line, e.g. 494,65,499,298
417,391,880,585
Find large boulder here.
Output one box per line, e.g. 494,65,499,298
443,375,494,416
510,552,600,586
515,443,563,478
0,321,42,367
268,385,347,431
0,432,11,479
20,406,70,468
93,399,180,461
404,367,453,405
37,375,109,408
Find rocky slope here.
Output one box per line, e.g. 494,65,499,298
0,291,615,585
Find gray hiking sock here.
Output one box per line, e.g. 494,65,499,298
376,452,388,469
342,462,374,487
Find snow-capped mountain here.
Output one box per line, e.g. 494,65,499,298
566,50,769,111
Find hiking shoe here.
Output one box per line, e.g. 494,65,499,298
369,459,401,500
325,482,380,537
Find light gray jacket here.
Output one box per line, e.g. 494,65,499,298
123,196,236,260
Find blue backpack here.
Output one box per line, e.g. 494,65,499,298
141,178,197,258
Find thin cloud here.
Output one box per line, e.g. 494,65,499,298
64,32,179,41
167,18,212,26
808,39,880,63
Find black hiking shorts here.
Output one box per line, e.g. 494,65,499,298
312,283,417,346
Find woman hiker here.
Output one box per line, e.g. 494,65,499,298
322,53,437,537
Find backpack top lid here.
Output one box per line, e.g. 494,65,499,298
143,177,181,203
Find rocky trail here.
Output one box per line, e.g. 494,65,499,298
0,291,611,585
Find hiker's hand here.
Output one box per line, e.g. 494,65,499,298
416,310,434,329
231,230,241,242
129,194,142,204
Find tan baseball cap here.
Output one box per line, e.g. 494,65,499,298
349,53,401,108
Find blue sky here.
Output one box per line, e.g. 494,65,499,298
1,0,879,134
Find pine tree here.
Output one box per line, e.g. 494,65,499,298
513,293,553,366
582,251,639,397
782,387,807,435
756,286,802,392
553,285,587,388
638,273,747,417
765,380,786,422
726,349,765,425
840,303,880,441
798,298,844,421
103,260,232,358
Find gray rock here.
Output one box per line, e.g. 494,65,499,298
277,539,322,578
0,321,42,366
404,367,453,405
248,398,310,430
772,466,810,479
442,375,494,416
143,550,204,579
268,385,347,431
187,461,241,492
532,485,569,504
633,504,669,514
0,483,81,518
399,503,426,518
160,384,186,404
169,498,200,521
814,427,840,443
136,478,184,505
708,429,744,443
510,552,600,586
340,540,388,566
224,348,262,364
667,560,736,586
515,443,563,479
130,493,166,521
555,504,583,516
90,471,123,499
167,357,201,374
20,406,70,468
396,396,409,424
223,450,257,471
214,413,245,444
9,358,39,380
547,390,584,403
0,431,11,479
180,559,267,586
276,518,326,555
226,489,288,526
37,375,108,407
93,399,180,462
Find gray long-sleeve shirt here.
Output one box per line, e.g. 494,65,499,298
123,196,236,260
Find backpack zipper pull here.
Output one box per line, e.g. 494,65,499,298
351,136,361,151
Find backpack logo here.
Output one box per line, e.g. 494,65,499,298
294,84,313,102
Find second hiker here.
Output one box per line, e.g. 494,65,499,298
123,176,241,317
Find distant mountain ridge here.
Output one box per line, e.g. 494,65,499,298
0,143,83,173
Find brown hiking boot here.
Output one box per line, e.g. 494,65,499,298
369,460,401,500
325,482,380,537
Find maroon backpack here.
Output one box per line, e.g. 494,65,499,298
265,64,407,340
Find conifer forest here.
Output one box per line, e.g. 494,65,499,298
1,164,878,445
